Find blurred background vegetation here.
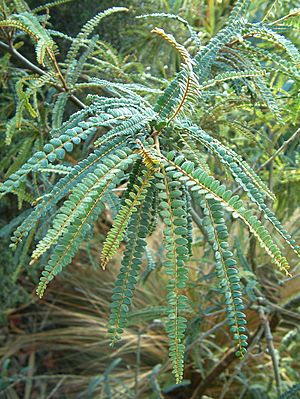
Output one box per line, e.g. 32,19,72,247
0,0,299,398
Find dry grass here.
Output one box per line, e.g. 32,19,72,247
1,214,299,398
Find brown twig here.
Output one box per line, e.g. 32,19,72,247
46,48,69,91
258,307,282,396
190,324,265,399
218,326,265,399
186,319,227,352
0,39,86,109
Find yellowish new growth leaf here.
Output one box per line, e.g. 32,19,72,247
136,139,161,171
151,27,191,65
100,169,154,269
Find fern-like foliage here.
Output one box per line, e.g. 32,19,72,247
108,178,154,343
0,11,57,65
200,197,248,354
1,0,299,384
156,167,190,382
100,167,154,269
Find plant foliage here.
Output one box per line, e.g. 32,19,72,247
0,0,299,384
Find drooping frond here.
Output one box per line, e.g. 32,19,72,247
182,185,193,257
245,23,300,65
156,166,190,383
200,197,248,356
108,184,154,343
36,153,137,298
30,150,137,264
0,12,56,64
35,202,100,298
178,122,275,201
100,167,154,269
155,150,291,275
177,124,300,257
1,110,142,197
10,137,129,249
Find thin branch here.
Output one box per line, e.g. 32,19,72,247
257,128,300,171
218,326,265,399
46,47,69,91
256,296,300,323
269,9,300,25
134,329,141,398
0,39,44,74
0,40,86,109
186,319,227,352
232,127,299,196
259,307,282,396
190,325,265,399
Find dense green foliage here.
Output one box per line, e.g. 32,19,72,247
0,0,299,395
